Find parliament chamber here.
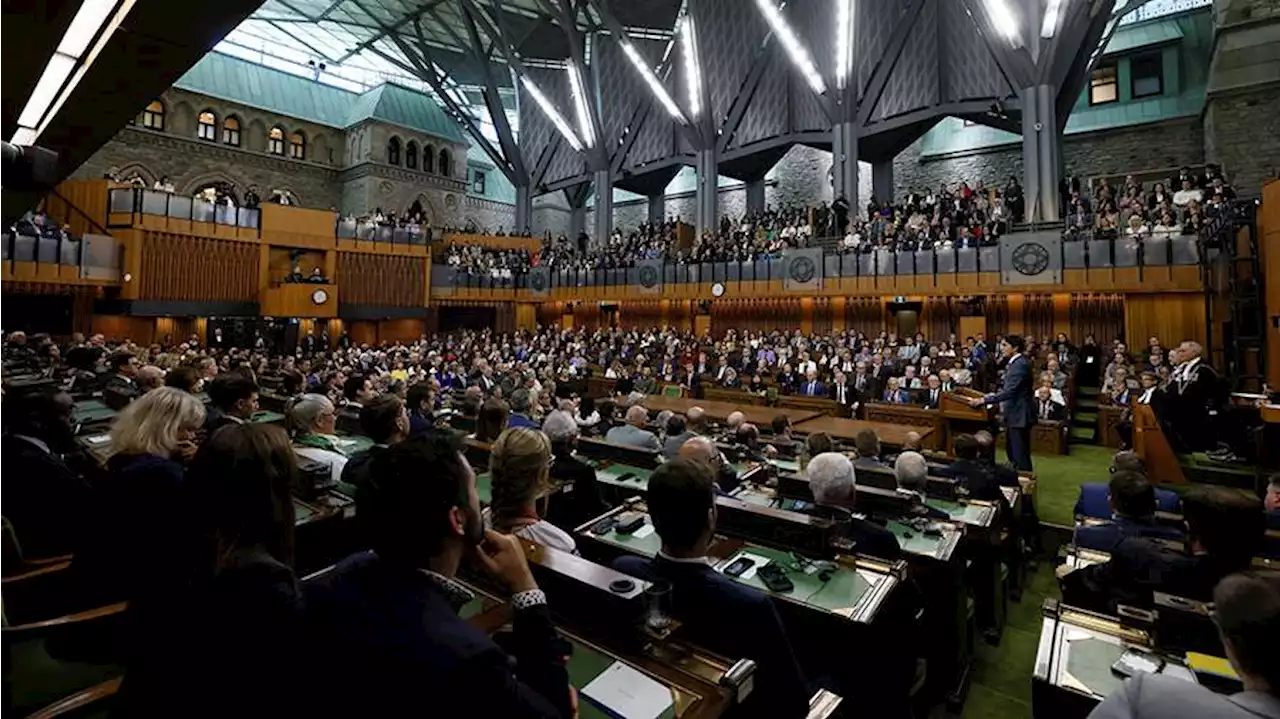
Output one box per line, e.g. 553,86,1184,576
4,0,1280,717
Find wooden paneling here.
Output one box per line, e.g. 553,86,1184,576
1069,293,1126,344
46,180,111,236
260,283,338,318
137,233,258,302
260,204,338,247
1125,293,1206,349
91,315,156,344
267,248,326,285
1263,181,1280,388
443,233,542,253
336,252,425,307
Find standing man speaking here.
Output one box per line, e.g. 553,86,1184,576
970,335,1036,471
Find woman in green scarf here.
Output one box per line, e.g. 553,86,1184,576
286,393,347,484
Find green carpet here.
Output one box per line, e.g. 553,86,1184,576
998,445,1115,527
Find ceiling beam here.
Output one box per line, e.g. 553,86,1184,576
957,0,1036,91
335,0,449,65
456,10,529,182
855,0,928,126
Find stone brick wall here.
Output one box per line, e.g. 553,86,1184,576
74,126,343,210
1204,87,1280,196
532,194,572,238
892,118,1207,198
461,196,517,234
613,201,649,232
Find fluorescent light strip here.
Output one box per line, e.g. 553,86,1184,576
985,0,1020,42
565,63,595,148
1041,0,1063,38
59,0,118,56
620,41,687,123
12,0,135,145
520,75,583,152
835,0,853,90
681,15,702,118
754,0,826,95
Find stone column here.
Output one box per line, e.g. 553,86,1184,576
872,160,895,204
1020,84,1062,222
831,121,859,208
746,177,767,213
695,148,719,239
514,184,532,234
592,168,613,243
647,194,665,224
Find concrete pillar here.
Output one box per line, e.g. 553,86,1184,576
1020,84,1062,222
592,168,613,243
831,122,859,208
514,185,532,234
695,148,718,239
569,203,586,242
746,178,767,213
647,194,665,224
872,160,894,205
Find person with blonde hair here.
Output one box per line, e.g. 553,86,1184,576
286,393,347,484
485,427,576,553
73,387,206,605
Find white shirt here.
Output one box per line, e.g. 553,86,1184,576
1140,387,1155,404
1173,188,1202,206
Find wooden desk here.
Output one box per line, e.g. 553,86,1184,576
792,415,935,449
1098,404,1128,448
640,394,824,426
862,403,944,449
1032,420,1069,455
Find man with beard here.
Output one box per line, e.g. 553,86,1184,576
305,432,573,717
2,388,88,558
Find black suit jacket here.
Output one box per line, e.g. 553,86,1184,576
612,555,810,717
2,434,87,558
1035,399,1066,422
807,505,903,561
1062,538,1243,613
936,458,1003,502
921,388,944,409
305,552,573,718
544,453,608,532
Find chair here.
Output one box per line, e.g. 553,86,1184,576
26,676,121,719
1073,482,1180,519
660,384,684,398
3,603,127,716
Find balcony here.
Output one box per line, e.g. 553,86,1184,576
1,230,120,285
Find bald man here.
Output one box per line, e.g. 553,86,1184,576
136,365,165,394
606,404,661,452
679,436,740,493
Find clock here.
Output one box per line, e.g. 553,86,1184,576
711,282,726,298
311,288,329,305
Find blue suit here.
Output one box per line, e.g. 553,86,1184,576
613,555,810,717
984,354,1035,470
1074,516,1184,552
801,380,826,397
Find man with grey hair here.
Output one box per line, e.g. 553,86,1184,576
606,405,661,452
507,388,537,429
679,435,739,493
543,409,605,530
894,451,950,520
1168,339,1223,453
804,452,901,559
686,406,708,434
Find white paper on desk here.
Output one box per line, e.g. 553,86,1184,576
631,523,656,539
582,661,674,719
85,434,110,444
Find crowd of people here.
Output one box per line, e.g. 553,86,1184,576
1063,164,1235,241
3,321,1277,718
8,210,74,243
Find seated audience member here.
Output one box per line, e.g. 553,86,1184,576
920,375,944,409
342,394,410,491
3,388,87,558
474,397,510,443
124,424,302,717
732,422,773,462
606,405,661,452
1087,571,1280,719
853,428,890,473
507,389,538,429
882,377,909,404
661,413,694,460
486,427,576,553
136,365,165,393
342,374,375,409
1267,475,1280,530
165,365,203,393
542,410,606,531
894,451,949,520
1062,485,1265,611
405,382,437,435
937,433,1002,501
900,431,922,453
806,452,903,559
679,435,740,494
612,459,811,717
805,431,836,457
724,410,746,436
72,388,205,606
102,350,141,407
1074,471,1184,551
304,433,574,717
203,372,261,432
769,415,799,457
1035,385,1066,422
286,393,348,485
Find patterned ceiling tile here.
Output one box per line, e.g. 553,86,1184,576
520,67,573,181
695,0,770,130
789,0,835,132
872,0,939,120
856,0,910,96
596,36,666,156
939,0,1018,102
732,42,791,148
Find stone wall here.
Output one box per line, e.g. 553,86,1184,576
613,201,649,232
73,126,343,210
532,193,572,238
892,117,1207,197
461,196,517,234
1204,86,1280,197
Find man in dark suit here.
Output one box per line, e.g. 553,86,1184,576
342,394,410,494
1164,340,1225,452
851,428,894,489
799,369,825,397
612,459,810,717
830,370,858,416
1061,485,1265,612
2,388,88,558
304,433,574,717
851,361,876,403
1075,470,1184,552
970,334,1035,471
100,350,140,408
1034,386,1066,422
937,434,1004,502
203,372,261,433
542,410,606,531
805,452,904,559
920,375,944,410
